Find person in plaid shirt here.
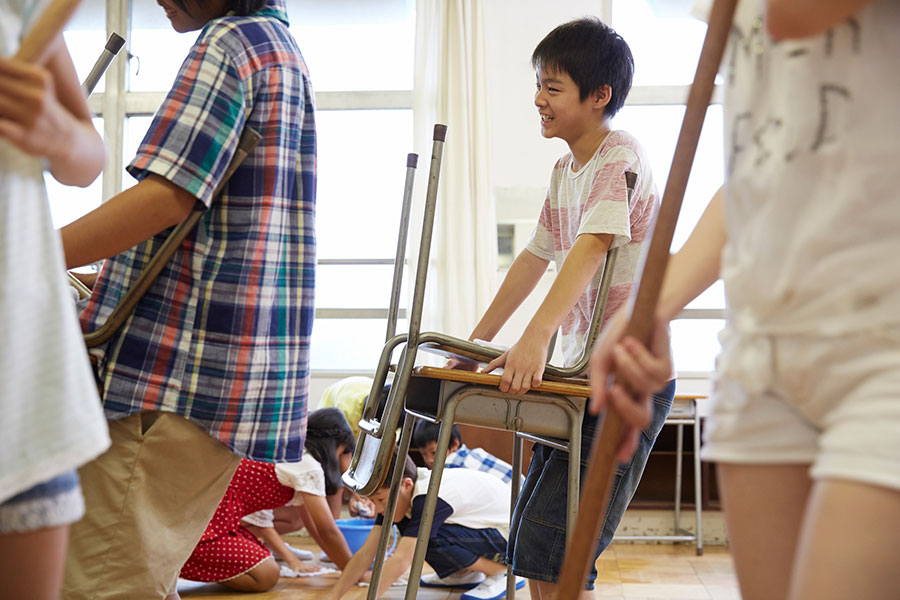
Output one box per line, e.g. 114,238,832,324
59,0,315,597
413,421,515,485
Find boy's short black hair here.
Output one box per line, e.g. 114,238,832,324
173,0,267,16
379,451,418,490
412,421,461,450
532,17,634,117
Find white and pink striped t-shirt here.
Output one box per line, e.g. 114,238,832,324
526,131,659,368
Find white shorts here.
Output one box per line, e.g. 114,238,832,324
701,327,900,492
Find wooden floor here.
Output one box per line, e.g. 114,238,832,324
177,535,740,600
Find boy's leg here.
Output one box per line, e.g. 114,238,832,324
0,470,84,600
0,526,69,600
424,524,508,579
509,381,674,593
63,412,241,600
717,463,811,600
789,478,900,600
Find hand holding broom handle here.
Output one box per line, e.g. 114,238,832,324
14,0,82,63
555,0,738,596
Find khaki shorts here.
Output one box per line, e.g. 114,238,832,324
62,412,241,600
703,328,900,492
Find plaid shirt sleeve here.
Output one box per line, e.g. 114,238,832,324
128,31,247,205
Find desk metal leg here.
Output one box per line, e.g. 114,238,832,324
675,423,683,533
693,404,703,556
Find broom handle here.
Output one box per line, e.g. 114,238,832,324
14,0,82,63
555,0,738,595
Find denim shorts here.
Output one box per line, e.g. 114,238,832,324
507,380,675,589
0,470,84,534
425,523,509,578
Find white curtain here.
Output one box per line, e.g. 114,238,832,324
410,0,498,339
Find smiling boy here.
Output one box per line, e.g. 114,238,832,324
464,17,676,598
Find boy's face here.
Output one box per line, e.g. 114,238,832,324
369,479,413,524
416,439,460,469
534,67,607,145
157,0,229,33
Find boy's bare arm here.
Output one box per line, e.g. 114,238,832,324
60,174,197,269
766,0,872,40
485,232,612,393
372,536,416,598
0,36,104,187
469,249,549,342
325,524,382,600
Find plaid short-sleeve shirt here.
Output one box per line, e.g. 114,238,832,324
81,0,315,462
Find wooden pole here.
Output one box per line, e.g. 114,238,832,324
14,0,82,64
555,0,738,596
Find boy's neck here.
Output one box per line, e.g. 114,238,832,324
568,120,612,172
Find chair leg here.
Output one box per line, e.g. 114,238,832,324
367,416,416,600
566,414,581,544
403,405,458,600
507,435,523,599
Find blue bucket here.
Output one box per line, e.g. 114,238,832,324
336,518,397,555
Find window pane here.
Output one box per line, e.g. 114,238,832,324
311,318,408,371
613,0,709,87
45,118,104,227
287,0,414,92
127,5,197,93
123,116,154,190
316,109,413,259
128,0,414,93
614,105,723,247
671,319,724,373
64,0,107,92
614,105,724,308
317,265,408,309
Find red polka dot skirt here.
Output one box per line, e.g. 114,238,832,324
180,459,295,582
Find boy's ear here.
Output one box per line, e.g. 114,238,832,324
592,84,612,111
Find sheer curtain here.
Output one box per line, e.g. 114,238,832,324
411,0,497,338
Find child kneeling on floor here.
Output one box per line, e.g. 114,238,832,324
325,453,523,600
179,408,355,592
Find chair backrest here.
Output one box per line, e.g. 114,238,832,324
414,244,620,379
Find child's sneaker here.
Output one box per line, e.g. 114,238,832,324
420,570,486,589
460,573,525,600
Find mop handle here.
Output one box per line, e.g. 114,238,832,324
14,0,82,63
555,0,738,595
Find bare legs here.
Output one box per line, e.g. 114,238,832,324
719,463,900,600
718,463,811,600
0,525,69,600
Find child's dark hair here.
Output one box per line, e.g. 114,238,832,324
304,407,356,496
532,17,634,117
412,421,461,450
172,0,267,17
379,450,418,490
